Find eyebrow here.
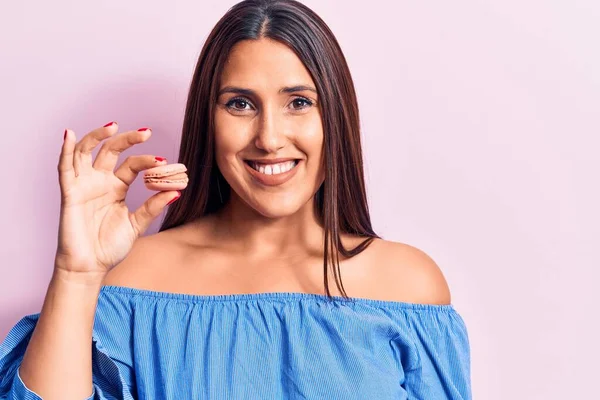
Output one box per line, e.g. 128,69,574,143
217,85,317,96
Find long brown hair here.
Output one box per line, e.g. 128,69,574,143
159,0,380,299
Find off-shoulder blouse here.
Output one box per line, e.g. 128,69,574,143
0,285,471,399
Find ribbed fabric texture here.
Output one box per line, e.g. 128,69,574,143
1,285,471,399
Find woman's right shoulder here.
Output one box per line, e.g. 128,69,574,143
102,217,210,288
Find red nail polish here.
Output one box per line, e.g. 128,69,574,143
167,192,181,205
64,129,67,140
137,127,150,131
155,156,167,162
103,121,116,127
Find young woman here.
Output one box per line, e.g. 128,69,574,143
0,0,471,398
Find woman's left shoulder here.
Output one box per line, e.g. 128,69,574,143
360,238,452,305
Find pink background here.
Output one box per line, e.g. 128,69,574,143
1,1,598,398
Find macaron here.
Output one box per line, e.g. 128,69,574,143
143,163,189,191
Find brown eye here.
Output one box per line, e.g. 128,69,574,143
291,98,313,110
225,97,253,111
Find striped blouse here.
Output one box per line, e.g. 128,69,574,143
0,285,472,399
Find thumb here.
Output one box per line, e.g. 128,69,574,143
130,191,181,236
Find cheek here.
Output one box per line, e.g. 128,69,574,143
301,120,325,185
295,117,323,156
214,112,250,165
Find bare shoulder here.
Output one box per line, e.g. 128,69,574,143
363,238,452,305
102,225,188,288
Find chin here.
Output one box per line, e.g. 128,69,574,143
255,208,299,219
246,196,308,219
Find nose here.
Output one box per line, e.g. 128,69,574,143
254,107,287,153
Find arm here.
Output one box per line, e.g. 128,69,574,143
377,241,472,398
402,307,472,399
18,267,105,400
10,123,179,399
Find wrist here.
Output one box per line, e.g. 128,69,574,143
52,266,106,288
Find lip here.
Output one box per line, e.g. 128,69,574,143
244,159,301,186
244,157,299,165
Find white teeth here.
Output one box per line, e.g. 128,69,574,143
251,160,297,175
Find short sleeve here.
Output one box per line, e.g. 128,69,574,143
397,306,472,399
0,290,136,400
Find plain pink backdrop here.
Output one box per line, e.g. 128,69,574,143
1,1,598,398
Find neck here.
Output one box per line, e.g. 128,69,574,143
210,192,324,258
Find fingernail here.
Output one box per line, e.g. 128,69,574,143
103,121,116,127
137,127,150,131
155,156,167,162
63,129,68,140
167,192,181,205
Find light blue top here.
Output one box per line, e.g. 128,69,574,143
1,285,472,399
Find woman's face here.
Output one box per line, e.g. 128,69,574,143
214,38,324,218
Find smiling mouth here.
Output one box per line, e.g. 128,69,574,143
244,159,300,175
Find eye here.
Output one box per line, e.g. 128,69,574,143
225,97,254,112
290,97,313,110
223,96,314,113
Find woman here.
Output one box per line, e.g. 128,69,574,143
0,0,471,398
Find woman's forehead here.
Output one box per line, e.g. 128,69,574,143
220,38,315,90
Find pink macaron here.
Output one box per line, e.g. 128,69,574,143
143,163,189,191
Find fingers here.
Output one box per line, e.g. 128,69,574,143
129,190,181,236
93,127,152,172
60,121,166,191
114,154,168,186
58,129,76,188
73,122,119,176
